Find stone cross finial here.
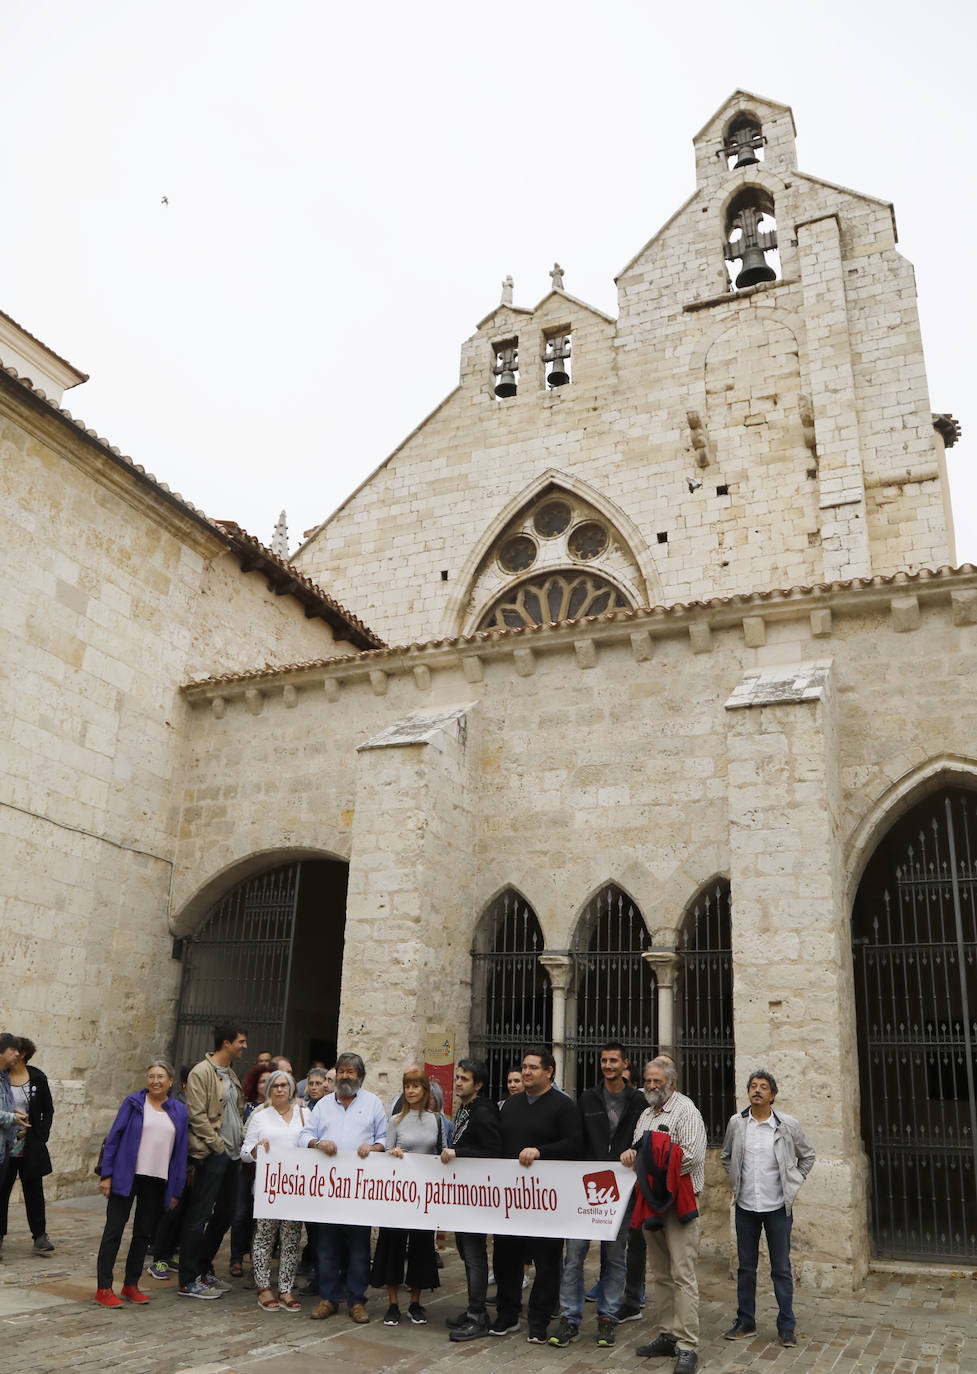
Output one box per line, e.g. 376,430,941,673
271,509,289,560
550,262,565,291
500,275,514,306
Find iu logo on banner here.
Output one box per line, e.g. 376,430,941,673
582,1169,620,1205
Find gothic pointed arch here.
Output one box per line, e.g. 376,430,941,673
675,875,735,1143
469,887,551,1099
566,882,657,1096
444,470,659,635
851,785,977,1262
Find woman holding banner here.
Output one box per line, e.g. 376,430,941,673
241,1071,307,1312
371,1068,442,1326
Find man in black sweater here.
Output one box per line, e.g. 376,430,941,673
550,1041,646,1349
492,1047,583,1344
440,1057,503,1342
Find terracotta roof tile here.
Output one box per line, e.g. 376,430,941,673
181,562,976,690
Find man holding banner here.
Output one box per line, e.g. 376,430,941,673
491,1047,583,1344
297,1052,386,1324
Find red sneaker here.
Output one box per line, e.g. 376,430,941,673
95,1288,123,1308
121,1284,149,1303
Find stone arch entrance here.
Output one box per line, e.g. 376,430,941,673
675,877,735,1143
566,883,656,1097
469,887,551,1100
851,786,977,1262
173,857,349,1077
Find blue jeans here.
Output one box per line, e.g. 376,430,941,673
735,1206,794,1334
559,1229,628,1324
317,1223,371,1308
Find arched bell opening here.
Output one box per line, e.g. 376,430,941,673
851,786,977,1262
724,187,781,291
722,112,766,169
172,857,348,1080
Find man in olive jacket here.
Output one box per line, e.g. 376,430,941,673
720,1069,815,1346
177,1023,247,1298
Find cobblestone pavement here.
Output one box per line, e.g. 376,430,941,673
1,1196,973,1374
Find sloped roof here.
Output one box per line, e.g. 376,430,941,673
0,360,383,650
0,306,89,385
181,563,976,691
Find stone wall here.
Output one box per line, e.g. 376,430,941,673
0,380,347,1191
174,569,977,1284
295,93,951,647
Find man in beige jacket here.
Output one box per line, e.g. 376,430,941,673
177,1023,247,1299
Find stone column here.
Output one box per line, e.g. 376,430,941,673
725,662,869,1289
341,705,477,1100
538,953,573,1087
643,947,680,1060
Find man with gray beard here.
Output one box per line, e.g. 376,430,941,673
621,1058,707,1374
297,1052,386,1324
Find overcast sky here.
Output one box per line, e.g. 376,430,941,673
3,1,974,565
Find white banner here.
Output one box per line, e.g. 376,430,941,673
252,1148,635,1240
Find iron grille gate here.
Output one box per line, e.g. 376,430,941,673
470,890,551,1101
677,880,735,1144
173,863,302,1073
567,886,657,1095
853,791,977,1262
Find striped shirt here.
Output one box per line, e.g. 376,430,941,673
632,1090,708,1195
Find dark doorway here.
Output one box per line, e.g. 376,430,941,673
567,884,657,1097
852,788,977,1262
173,858,348,1080
676,878,735,1144
470,888,551,1101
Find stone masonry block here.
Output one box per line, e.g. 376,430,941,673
412,665,432,691
283,684,298,709
951,590,977,626
574,639,598,669
370,669,389,696
210,695,226,720
810,608,833,637
689,623,713,654
244,688,263,716
513,647,536,677
742,616,766,648
324,677,341,702
889,595,920,633
461,655,484,683
630,630,653,662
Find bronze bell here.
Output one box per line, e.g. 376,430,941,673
494,369,517,398
735,246,777,288
547,362,570,387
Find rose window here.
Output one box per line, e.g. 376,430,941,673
477,572,629,630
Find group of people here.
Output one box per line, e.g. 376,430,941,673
0,1032,55,1259
4,1022,817,1366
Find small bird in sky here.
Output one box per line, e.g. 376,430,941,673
161,196,169,206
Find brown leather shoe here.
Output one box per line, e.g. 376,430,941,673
349,1303,370,1324
310,1298,337,1320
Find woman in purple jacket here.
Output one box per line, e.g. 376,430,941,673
95,1059,188,1307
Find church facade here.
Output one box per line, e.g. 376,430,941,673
3,92,974,1281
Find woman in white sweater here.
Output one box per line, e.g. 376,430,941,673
241,1071,307,1312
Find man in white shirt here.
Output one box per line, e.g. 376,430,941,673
297,1051,386,1324
621,1058,707,1374
720,1069,816,1347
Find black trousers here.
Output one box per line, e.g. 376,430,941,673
455,1231,490,1314
178,1151,239,1286
0,1155,47,1239
97,1176,166,1288
494,1232,563,1337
